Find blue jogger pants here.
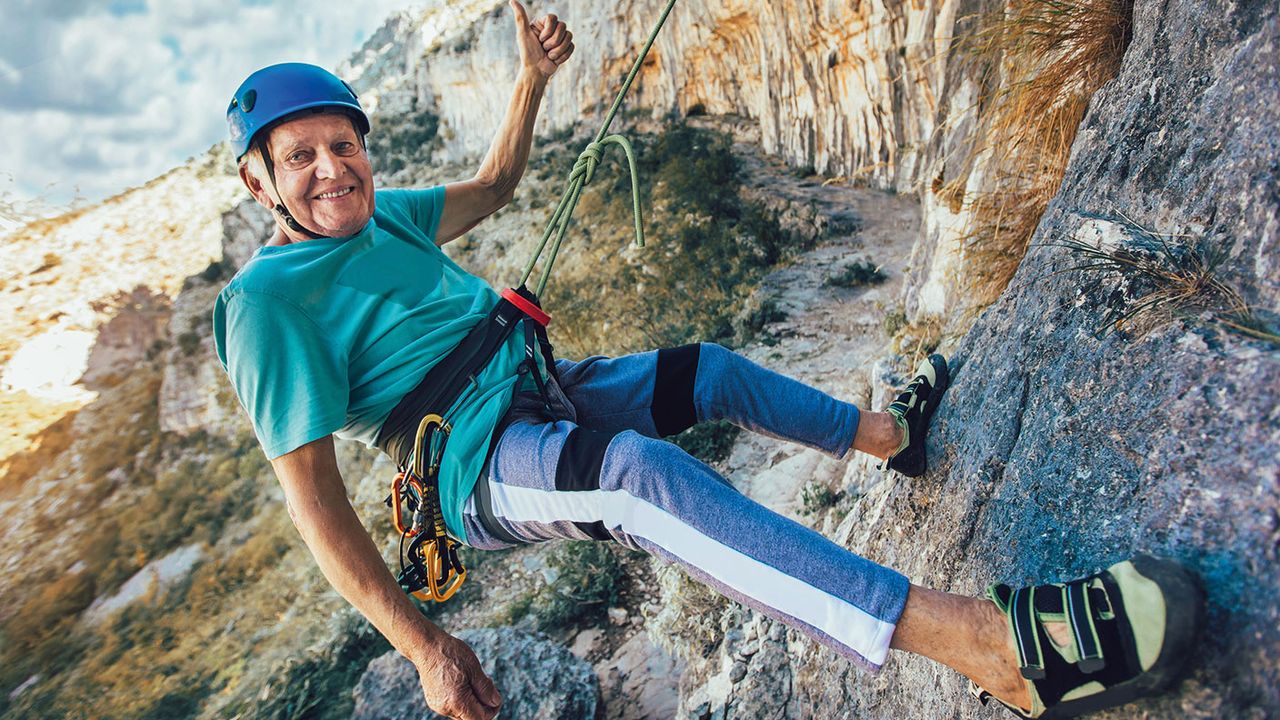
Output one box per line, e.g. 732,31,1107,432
460,343,909,670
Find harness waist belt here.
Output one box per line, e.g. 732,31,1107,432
375,285,557,545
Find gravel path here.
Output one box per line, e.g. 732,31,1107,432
724,144,921,520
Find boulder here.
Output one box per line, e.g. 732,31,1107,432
220,199,272,273
155,199,270,439
351,627,599,720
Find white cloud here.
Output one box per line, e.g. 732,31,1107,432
0,0,421,208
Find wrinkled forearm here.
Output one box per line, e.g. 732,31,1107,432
273,443,444,667
474,67,548,205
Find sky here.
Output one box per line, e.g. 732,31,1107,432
0,0,419,219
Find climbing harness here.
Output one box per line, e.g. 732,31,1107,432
376,0,679,604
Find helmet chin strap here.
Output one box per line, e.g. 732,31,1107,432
258,141,327,240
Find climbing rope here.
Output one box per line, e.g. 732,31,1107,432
518,0,679,296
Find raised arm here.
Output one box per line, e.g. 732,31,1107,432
270,437,501,720
436,0,575,244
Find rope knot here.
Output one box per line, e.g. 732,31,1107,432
571,141,605,185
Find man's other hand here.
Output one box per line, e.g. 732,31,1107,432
417,633,502,720
510,0,574,78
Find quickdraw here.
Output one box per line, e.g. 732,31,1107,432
387,413,467,601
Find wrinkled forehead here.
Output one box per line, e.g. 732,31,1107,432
265,110,361,153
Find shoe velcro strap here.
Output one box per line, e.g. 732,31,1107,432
1011,586,1046,679
1001,578,1110,679
1067,580,1106,672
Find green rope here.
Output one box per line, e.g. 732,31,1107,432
519,0,678,297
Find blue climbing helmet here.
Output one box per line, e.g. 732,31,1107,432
226,62,371,161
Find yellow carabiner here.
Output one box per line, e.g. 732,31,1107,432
408,539,467,602
411,413,450,479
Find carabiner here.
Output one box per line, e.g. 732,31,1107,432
411,413,450,480
405,536,467,602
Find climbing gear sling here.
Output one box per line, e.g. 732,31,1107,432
375,0,679,602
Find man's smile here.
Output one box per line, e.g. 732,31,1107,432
315,186,356,200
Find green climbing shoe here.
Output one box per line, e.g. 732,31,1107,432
971,554,1204,719
885,354,950,477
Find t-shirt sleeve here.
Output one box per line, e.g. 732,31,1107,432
220,292,349,459
381,185,447,242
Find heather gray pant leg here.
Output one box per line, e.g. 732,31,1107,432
556,342,861,456
461,343,908,670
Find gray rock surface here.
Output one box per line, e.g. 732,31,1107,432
219,199,272,273
668,2,1278,718
594,630,684,720
155,199,270,439
351,627,598,720
79,286,171,389
679,612,798,720
787,1,1280,718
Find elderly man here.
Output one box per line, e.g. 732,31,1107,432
215,2,1201,719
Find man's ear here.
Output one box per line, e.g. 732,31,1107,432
238,160,276,211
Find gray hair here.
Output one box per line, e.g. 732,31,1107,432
239,144,269,184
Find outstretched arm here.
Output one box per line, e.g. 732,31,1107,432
270,437,501,720
436,0,575,244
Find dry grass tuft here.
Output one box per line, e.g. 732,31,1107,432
944,0,1134,306
891,314,947,373
1050,218,1280,341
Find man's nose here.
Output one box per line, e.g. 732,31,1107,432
313,148,346,179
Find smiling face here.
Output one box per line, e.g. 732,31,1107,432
241,111,376,240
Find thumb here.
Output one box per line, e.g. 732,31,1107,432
472,672,502,709
509,0,529,27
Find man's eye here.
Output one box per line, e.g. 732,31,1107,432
287,151,309,164
334,142,356,154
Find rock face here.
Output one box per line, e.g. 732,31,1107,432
79,287,171,391
4,0,1273,717
81,543,204,626
218,199,273,274
771,1,1280,719
368,0,955,195
351,628,598,720
156,200,270,440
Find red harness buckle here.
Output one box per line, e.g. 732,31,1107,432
500,287,551,327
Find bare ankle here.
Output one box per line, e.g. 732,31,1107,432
891,586,1031,713
852,411,903,459
969,601,1031,711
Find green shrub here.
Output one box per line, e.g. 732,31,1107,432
551,123,802,358
136,687,207,720
825,260,886,288
740,297,788,337
672,420,740,464
500,542,626,631
882,309,908,337
233,617,390,720
800,482,843,515
367,108,441,176
176,330,201,356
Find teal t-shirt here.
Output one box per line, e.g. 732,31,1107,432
213,186,533,541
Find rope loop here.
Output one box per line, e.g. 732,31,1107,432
518,0,678,293
571,141,605,185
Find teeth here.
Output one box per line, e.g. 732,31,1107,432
317,188,353,199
